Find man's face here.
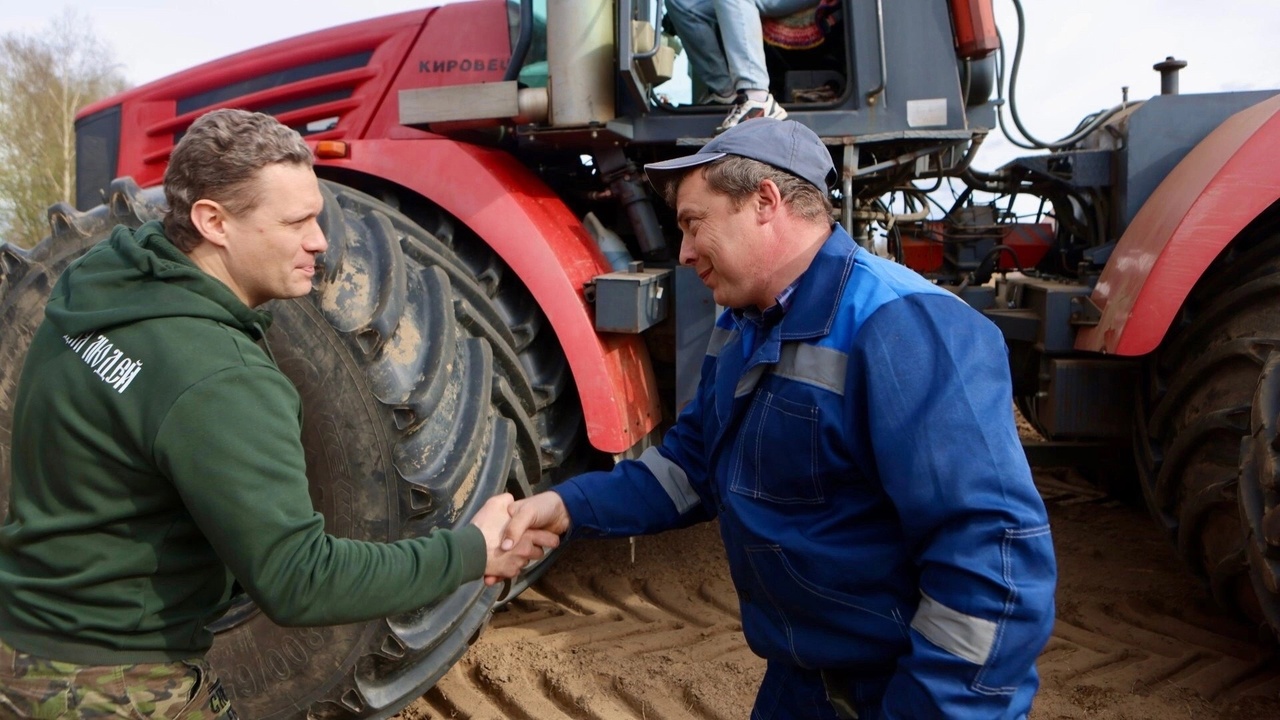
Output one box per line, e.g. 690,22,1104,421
221,163,327,307
675,169,773,309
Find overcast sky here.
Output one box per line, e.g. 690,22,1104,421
0,0,1276,173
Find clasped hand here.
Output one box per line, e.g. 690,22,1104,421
471,493,558,586
471,492,572,586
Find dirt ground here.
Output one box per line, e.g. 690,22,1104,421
392,466,1280,720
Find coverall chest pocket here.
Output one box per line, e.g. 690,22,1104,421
728,389,823,504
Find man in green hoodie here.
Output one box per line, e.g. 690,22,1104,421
0,109,556,718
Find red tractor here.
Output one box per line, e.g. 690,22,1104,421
1,0,1278,717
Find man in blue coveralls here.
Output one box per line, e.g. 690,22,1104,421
504,118,1057,719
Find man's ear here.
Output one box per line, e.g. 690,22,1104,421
755,179,783,222
190,199,230,249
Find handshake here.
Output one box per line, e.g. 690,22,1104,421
469,492,572,586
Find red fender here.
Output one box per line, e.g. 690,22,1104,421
1075,94,1280,356
318,139,660,454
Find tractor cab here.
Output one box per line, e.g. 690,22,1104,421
607,0,998,144
404,0,1000,207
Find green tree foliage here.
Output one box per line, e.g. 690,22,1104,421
0,9,128,248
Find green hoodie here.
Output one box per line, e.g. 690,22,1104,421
0,221,486,664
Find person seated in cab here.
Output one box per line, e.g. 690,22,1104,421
666,0,838,131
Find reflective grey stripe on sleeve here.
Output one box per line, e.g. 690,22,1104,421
910,591,998,665
638,445,700,514
706,326,733,357
772,344,847,396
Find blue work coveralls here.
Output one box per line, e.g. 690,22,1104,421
557,225,1057,719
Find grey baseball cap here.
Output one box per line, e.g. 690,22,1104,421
644,118,837,193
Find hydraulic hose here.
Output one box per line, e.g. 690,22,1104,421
998,0,1124,150
503,0,534,82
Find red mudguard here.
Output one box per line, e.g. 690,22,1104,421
318,139,661,454
1075,94,1280,356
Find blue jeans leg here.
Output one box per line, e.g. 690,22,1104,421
713,0,769,91
666,0,734,95
668,0,818,94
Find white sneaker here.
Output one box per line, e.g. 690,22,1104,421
716,93,788,133
697,89,738,105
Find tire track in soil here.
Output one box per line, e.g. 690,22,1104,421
408,527,758,720
398,470,1280,720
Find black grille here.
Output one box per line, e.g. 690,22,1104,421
175,52,372,115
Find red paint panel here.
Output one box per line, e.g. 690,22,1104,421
1076,94,1280,356
898,233,944,273
319,139,661,454
367,0,512,139
1000,223,1052,270
897,221,1049,274
83,9,432,184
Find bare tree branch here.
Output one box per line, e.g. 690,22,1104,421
0,8,129,248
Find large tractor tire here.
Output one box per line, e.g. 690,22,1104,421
0,177,590,719
1135,223,1280,631
1241,351,1280,636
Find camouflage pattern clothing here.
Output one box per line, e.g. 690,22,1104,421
0,640,237,719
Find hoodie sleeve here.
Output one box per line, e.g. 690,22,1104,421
152,364,486,626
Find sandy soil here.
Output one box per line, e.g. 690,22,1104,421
394,467,1280,720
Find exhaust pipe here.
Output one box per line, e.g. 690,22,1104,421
1153,56,1187,96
